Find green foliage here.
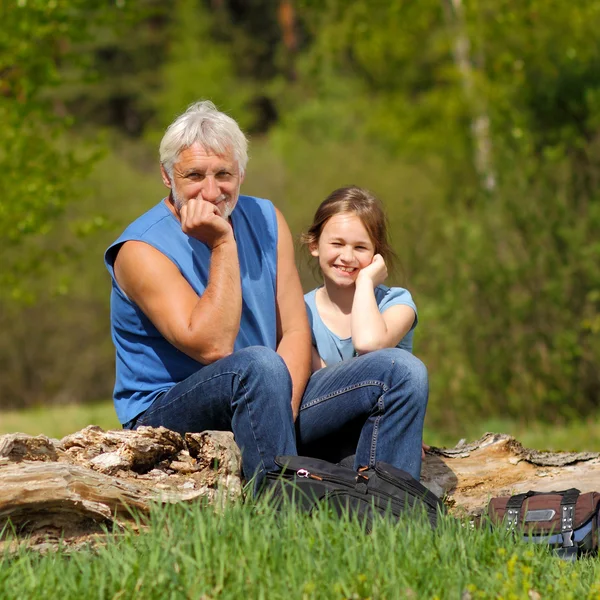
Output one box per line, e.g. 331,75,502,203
0,401,119,438
49,1,170,136
0,1,89,241
471,0,600,151
286,0,476,186
0,142,165,409
280,0,600,422
152,0,254,133
2,0,600,427
0,0,132,301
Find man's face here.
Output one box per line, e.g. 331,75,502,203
162,143,243,218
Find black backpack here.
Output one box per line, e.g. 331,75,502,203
261,455,445,530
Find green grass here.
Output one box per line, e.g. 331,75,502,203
2,404,600,598
424,415,600,453
0,401,119,439
2,500,599,599
2,401,600,452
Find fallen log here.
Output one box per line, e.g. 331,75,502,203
1,427,598,550
0,426,243,551
421,433,600,515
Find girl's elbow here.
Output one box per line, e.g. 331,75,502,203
353,339,386,355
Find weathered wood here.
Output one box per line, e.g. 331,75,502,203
421,433,600,515
0,426,243,550
0,462,148,531
2,427,599,551
0,433,58,462
60,425,186,473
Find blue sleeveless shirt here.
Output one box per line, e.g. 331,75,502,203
105,195,278,424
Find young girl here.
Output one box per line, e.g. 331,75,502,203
301,185,418,372
297,185,428,473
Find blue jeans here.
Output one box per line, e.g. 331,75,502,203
128,346,296,487
129,346,427,486
296,348,428,480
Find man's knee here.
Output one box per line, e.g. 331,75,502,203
235,346,292,390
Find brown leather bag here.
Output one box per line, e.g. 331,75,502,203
487,488,600,560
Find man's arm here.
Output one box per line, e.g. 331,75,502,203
274,207,312,420
113,200,242,364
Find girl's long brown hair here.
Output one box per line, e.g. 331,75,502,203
300,185,397,270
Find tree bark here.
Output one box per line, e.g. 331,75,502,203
422,432,600,515
2,427,598,551
0,426,242,551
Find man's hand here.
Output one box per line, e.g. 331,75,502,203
179,197,233,248
357,254,388,288
422,442,430,460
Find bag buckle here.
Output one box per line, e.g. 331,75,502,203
505,508,519,531
561,505,575,548
355,472,369,494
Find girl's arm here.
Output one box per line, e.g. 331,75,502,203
311,345,326,372
351,255,416,354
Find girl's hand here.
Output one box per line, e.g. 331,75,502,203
357,254,388,287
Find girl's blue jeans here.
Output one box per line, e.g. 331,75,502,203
128,346,428,487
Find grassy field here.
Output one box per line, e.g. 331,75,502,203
2,500,600,599
1,401,599,452
2,404,600,598
0,401,120,439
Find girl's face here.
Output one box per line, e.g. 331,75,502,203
311,212,376,287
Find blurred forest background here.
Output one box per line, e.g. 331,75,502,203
2,0,600,441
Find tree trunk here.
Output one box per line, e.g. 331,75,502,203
443,0,496,191
422,432,600,515
2,427,598,551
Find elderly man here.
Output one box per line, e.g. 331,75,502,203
105,101,428,487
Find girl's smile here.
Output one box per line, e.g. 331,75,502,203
311,212,375,287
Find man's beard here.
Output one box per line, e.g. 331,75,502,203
172,188,235,219
219,196,235,219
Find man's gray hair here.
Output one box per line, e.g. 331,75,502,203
159,101,249,178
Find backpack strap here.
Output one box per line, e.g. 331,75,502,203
504,493,528,531
559,488,580,550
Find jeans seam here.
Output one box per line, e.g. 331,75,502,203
138,370,241,424
300,380,388,411
369,396,385,466
237,373,267,477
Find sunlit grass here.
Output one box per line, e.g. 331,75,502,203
424,415,600,453
0,401,119,439
1,500,599,599
1,400,599,453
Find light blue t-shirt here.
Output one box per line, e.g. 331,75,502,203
304,285,418,367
